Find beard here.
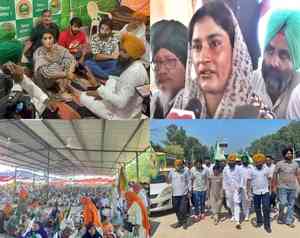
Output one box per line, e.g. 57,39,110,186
262,62,292,101
98,32,112,40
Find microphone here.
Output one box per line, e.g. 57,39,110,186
166,109,195,119
166,98,202,119
233,105,260,118
185,98,202,119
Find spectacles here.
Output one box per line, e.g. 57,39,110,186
151,58,177,72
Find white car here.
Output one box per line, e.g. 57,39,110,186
150,171,173,213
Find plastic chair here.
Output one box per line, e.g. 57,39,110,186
87,1,112,39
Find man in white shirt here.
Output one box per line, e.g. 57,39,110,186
239,155,253,221
78,32,148,119
168,159,190,229
223,154,242,229
265,155,277,211
247,153,272,233
203,158,214,176
1,62,56,117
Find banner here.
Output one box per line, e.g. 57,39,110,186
0,0,62,40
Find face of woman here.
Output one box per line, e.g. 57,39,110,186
191,16,233,95
42,33,54,49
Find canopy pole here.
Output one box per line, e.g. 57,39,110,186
136,152,139,182
14,167,17,198
47,149,50,200
33,172,35,191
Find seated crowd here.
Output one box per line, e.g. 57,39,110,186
0,182,150,238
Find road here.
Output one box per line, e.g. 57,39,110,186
151,210,300,238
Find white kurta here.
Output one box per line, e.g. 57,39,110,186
239,165,254,218
223,165,243,222
127,202,147,238
80,60,148,119
287,83,300,119
11,74,49,115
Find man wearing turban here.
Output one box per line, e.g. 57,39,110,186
80,196,102,228
167,159,190,229
247,153,272,233
77,32,148,119
252,9,300,118
222,153,243,229
150,20,188,118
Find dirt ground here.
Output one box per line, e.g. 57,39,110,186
151,210,300,238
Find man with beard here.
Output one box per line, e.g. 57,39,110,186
222,154,242,229
251,10,300,118
167,159,190,230
74,32,147,119
150,20,188,118
58,17,87,58
84,17,119,80
247,153,272,233
272,148,300,228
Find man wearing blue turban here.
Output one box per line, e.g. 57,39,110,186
252,9,300,119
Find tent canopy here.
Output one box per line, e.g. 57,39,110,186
0,120,149,176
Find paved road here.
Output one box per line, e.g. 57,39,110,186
151,210,300,238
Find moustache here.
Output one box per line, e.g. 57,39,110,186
262,63,290,96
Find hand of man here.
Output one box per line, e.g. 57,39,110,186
81,44,92,55
86,90,102,100
3,62,24,83
46,99,58,112
112,52,119,60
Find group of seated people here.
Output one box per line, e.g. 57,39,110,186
0,8,150,119
0,183,150,238
150,1,300,119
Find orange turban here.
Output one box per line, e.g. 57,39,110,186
227,153,237,162
253,153,266,165
121,32,145,60
3,203,13,218
19,187,28,200
125,191,150,236
174,159,183,167
80,196,102,228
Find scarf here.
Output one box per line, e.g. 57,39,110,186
173,4,273,119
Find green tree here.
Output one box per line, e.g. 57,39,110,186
247,121,300,160
163,124,209,161
164,144,184,160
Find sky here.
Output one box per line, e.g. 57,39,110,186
150,120,290,153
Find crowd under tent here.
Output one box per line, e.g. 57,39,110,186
0,120,149,186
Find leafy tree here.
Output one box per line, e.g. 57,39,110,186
164,144,185,160
247,121,300,160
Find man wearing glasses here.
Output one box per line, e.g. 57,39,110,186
150,20,188,118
